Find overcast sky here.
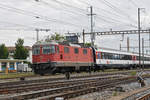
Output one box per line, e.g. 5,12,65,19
0,0,150,53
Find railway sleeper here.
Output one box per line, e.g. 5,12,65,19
0,76,120,95
0,79,116,99
0,77,140,100
0,77,134,100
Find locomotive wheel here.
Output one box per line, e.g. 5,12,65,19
40,73,44,76
51,71,56,75
61,69,66,74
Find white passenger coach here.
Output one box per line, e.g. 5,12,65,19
95,47,150,69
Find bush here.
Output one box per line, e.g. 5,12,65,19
130,71,137,76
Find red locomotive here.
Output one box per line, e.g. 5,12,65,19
32,41,94,75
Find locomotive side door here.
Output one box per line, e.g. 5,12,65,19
58,45,63,60
74,48,79,71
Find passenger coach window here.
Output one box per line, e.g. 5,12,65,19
64,47,69,53
101,52,105,59
33,47,40,55
74,48,79,54
97,53,101,59
83,49,87,55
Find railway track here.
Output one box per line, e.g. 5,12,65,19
0,69,147,86
0,71,130,88
0,76,138,100
37,79,135,100
137,93,150,100
0,70,150,100
122,85,150,100
0,75,121,94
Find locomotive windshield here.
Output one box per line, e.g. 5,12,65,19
33,46,40,55
42,45,55,54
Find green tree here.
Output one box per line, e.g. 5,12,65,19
85,43,92,47
45,33,65,42
0,44,9,59
14,38,29,59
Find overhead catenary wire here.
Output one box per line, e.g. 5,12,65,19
0,0,149,33
79,0,133,21
96,14,137,28
23,0,139,30
0,0,139,32
0,3,88,29
77,0,138,29
77,0,137,27
0,20,39,30
129,0,139,8
0,1,129,32
37,0,90,28
36,0,88,16
98,0,137,25
47,0,87,13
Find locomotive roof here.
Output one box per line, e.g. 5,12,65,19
33,41,81,48
33,41,58,46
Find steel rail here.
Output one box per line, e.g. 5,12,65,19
0,77,137,100
0,75,121,94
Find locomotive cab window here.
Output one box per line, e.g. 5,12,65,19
33,47,40,55
74,48,79,54
42,45,55,54
64,47,69,53
50,45,55,53
56,46,59,53
83,49,87,55
43,45,50,54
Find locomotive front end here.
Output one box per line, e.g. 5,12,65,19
32,42,59,75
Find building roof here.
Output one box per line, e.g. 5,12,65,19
7,46,32,52
0,59,25,62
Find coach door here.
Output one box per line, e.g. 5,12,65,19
132,55,136,64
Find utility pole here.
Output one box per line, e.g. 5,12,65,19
35,29,39,42
87,6,96,46
35,28,50,42
142,38,144,68
138,8,145,68
83,29,85,45
120,43,121,50
149,29,150,48
127,37,130,52
138,8,141,68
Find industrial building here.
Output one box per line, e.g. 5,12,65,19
0,59,24,72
